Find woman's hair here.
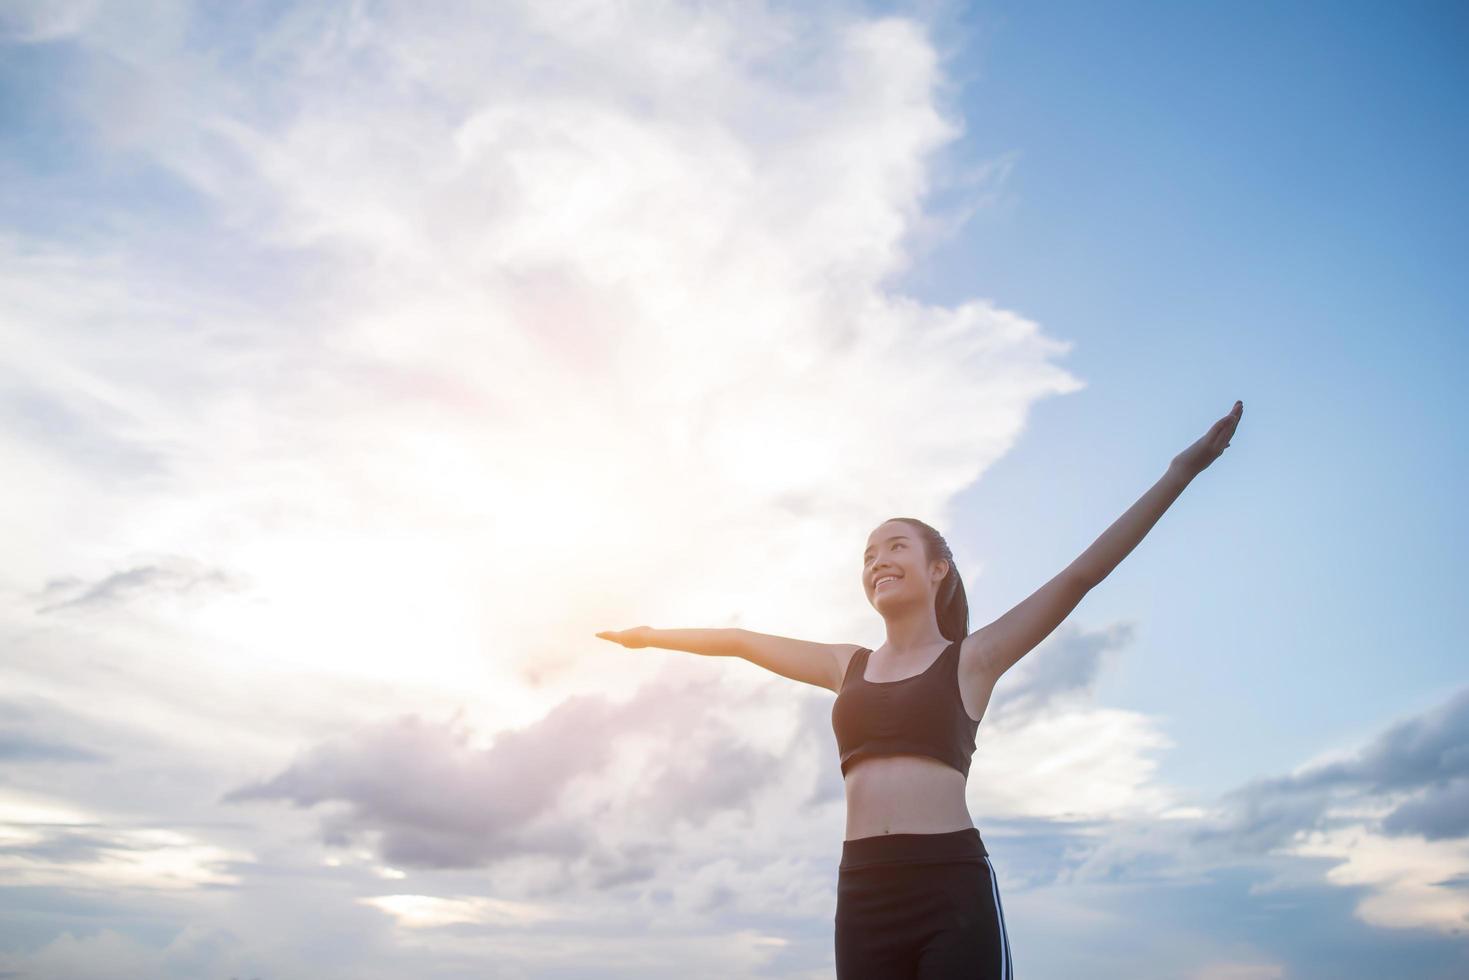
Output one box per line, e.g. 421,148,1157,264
886,517,970,642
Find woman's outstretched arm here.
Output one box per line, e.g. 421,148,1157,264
596,627,845,692
596,627,743,657
973,400,1244,681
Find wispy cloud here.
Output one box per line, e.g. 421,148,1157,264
34,557,247,614
0,698,109,763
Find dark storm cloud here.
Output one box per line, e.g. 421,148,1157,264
36,557,247,613
1196,686,1469,852
224,670,782,870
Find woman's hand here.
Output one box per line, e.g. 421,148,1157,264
1171,400,1244,479
595,626,654,648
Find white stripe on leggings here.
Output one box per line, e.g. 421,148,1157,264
983,855,1012,979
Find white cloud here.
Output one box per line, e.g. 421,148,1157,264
361,892,559,928
1286,826,1469,936
0,0,101,42
1,0,1080,760
2,0,1079,707
0,826,247,890
974,701,1179,821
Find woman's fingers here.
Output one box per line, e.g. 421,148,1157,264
1213,401,1242,448
1217,406,1241,451
595,628,648,648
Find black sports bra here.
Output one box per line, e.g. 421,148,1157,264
830,639,979,778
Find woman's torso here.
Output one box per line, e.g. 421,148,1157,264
835,638,998,841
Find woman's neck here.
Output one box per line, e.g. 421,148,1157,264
881,609,947,658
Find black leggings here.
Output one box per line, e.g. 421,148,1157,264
835,828,1013,979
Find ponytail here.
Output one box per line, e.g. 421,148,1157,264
886,517,969,641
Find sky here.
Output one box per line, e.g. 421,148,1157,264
1,1,1465,978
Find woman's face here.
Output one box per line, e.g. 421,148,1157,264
862,521,941,610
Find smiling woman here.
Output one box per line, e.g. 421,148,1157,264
597,400,1244,978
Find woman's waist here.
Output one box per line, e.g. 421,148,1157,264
842,781,975,852
839,826,988,871
843,757,970,820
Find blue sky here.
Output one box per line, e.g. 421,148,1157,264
1,1,1465,978
905,0,1468,799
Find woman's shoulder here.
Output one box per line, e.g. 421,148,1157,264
834,644,869,684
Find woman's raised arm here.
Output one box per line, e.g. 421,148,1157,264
972,399,1244,681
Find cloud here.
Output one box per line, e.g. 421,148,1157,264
1298,688,1469,794
0,382,170,482
359,893,558,929
222,704,618,868
1199,687,1469,855
0,733,105,764
0,0,100,43
34,556,247,614
1287,826,1469,935
967,621,1187,824
0,0,1080,697
989,621,1134,719
1381,778,1469,840
224,669,783,871
0,698,109,764
1041,686,1469,936
0,822,246,890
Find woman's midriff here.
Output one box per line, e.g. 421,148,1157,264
842,754,974,841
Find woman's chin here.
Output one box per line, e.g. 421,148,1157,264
872,591,907,612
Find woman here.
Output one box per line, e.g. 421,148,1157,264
597,399,1244,978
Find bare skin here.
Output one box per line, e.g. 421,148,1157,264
841,523,996,840
599,401,1245,843
832,648,997,839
